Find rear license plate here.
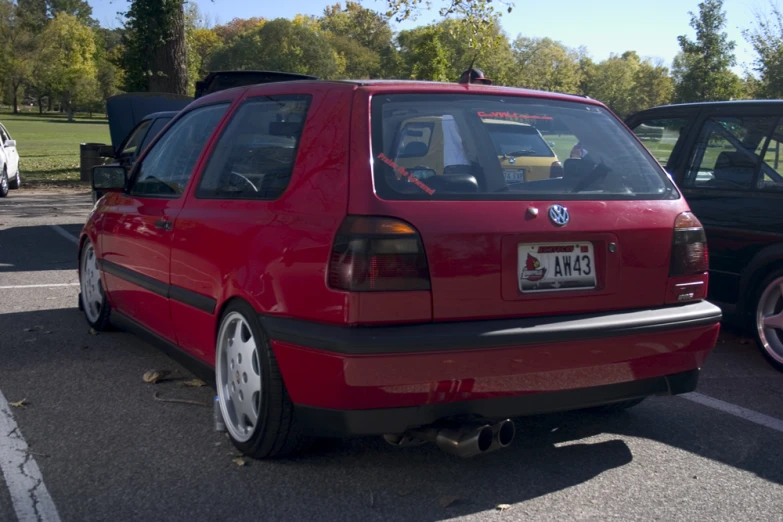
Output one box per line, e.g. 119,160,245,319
518,242,596,292
503,169,526,183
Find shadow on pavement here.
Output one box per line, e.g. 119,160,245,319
0,225,80,272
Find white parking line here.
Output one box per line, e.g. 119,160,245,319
0,284,79,290
681,392,783,434
0,389,61,522
48,225,78,246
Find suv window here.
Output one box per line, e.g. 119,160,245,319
371,94,674,200
196,95,311,200
630,118,688,167
131,104,229,197
756,122,783,192
685,116,776,189
120,120,152,159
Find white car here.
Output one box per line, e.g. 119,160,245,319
0,122,20,197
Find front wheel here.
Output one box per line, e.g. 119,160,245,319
215,300,309,459
0,167,8,197
754,269,783,372
79,239,112,330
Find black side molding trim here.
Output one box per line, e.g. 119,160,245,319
260,301,722,355
111,311,216,388
294,369,701,436
100,259,216,314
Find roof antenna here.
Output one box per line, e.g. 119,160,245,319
458,53,492,85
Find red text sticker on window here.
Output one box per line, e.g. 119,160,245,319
377,153,436,196
477,111,553,121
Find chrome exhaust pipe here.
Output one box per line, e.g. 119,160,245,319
485,419,515,453
411,423,494,458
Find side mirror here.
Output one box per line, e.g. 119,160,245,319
92,165,127,192
5,139,15,147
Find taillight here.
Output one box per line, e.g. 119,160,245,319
669,212,709,276
328,216,431,292
549,161,564,178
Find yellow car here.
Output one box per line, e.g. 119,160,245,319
392,115,560,184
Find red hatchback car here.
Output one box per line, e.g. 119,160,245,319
80,75,722,459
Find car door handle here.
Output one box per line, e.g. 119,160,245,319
154,220,173,231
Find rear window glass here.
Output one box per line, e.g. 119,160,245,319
370,94,676,201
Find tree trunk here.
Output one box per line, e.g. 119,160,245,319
65,91,73,122
37,96,43,115
47,94,53,112
148,0,188,95
12,84,19,115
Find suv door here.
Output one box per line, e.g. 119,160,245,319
99,103,230,341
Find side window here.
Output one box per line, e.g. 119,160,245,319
131,104,229,197
119,119,152,159
196,95,311,200
756,122,783,192
685,116,776,189
138,117,171,158
630,118,688,168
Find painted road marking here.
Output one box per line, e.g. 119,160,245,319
682,392,783,435
49,225,78,245
0,284,79,290
0,388,61,522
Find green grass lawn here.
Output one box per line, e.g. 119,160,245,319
0,111,110,188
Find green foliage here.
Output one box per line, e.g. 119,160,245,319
207,18,340,79
397,25,450,81
743,3,783,99
512,37,583,93
675,0,743,102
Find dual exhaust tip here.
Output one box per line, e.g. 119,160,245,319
398,419,515,458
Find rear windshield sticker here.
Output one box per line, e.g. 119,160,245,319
377,153,436,196
478,111,553,121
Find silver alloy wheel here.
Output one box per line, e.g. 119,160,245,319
216,312,262,443
80,242,104,323
0,169,7,193
757,276,783,364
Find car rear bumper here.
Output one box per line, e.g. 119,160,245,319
263,301,722,436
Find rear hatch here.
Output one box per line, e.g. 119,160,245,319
358,90,689,321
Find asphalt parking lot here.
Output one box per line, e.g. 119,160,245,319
1,191,782,522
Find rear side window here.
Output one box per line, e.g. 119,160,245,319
196,95,311,200
630,118,688,168
371,94,675,201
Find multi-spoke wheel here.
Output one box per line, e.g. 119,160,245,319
755,270,783,372
0,167,8,198
215,300,308,458
79,239,112,330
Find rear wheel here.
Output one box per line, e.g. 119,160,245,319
8,170,19,189
79,239,112,330
754,269,783,372
0,167,8,197
215,300,308,459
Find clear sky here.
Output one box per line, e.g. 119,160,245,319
91,0,766,74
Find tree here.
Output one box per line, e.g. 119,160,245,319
511,36,582,93
121,0,188,95
0,1,36,113
674,0,743,102
38,13,97,121
397,25,450,81
633,59,674,111
213,17,265,44
584,51,641,116
743,3,783,98
207,18,339,79
16,0,96,31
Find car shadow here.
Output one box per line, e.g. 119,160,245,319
1,306,781,521
0,224,81,272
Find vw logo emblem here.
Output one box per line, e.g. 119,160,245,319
548,204,569,226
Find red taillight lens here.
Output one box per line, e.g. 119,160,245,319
328,216,431,292
670,212,709,276
550,161,564,178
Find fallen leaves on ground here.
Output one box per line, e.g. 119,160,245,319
232,457,247,467
439,496,460,508
182,379,206,387
88,328,97,335
9,398,28,408
496,504,512,511
143,369,172,384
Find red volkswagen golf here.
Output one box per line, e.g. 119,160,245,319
79,75,722,459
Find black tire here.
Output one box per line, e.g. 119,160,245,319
79,239,112,331
216,300,310,459
8,170,19,189
751,268,783,372
0,167,8,198
583,398,646,413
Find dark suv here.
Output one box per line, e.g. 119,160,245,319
626,101,783,371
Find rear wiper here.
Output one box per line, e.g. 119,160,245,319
505,150,537,157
